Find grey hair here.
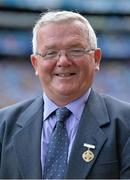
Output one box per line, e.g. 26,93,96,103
32,11,97,54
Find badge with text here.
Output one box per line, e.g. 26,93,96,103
82,143,95,162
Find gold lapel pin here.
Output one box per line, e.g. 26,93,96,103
82,143,95,162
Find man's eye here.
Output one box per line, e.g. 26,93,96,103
45,51,57,56
70,49,84,54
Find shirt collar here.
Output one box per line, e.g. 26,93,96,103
66,89,91,120
43,88,91,121
43,94,58,120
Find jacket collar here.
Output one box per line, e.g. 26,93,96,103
66,89,110,179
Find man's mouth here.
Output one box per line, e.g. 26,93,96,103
55,73,76,77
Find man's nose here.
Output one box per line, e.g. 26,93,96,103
57,51,72,66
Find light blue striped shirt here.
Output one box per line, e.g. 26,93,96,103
41,89,91,173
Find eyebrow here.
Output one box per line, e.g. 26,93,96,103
44,43,85,50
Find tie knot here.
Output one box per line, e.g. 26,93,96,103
56,107,71,122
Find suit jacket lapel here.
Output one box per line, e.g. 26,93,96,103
66,89,110,179
13,96,43,179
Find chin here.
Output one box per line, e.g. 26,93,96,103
58,89,78,98
57,88,74,96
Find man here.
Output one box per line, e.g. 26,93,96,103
0,11,130,179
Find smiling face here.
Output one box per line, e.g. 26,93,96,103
31,20,101,106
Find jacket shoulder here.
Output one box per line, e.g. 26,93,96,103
98,92,130,124
100,93,130,110
0,95,42,124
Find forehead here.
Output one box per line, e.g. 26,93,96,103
37,20,89,47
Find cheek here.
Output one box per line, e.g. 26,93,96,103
38,61,55,75
37,62,55,84
79,61,95,83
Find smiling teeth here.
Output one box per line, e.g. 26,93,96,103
58,74,70,77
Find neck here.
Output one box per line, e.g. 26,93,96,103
45,90,89,107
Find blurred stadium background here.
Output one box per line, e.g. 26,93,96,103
0,0,130,108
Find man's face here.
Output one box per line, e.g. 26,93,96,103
31,20,101,106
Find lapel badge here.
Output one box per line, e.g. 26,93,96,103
82,143,95,162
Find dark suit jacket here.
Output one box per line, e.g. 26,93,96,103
0,89,130,179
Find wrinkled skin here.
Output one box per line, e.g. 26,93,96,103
31,20,101,106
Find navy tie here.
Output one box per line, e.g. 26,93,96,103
43,107,71,179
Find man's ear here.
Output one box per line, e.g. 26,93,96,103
30,54,38,76
94,48,101,71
